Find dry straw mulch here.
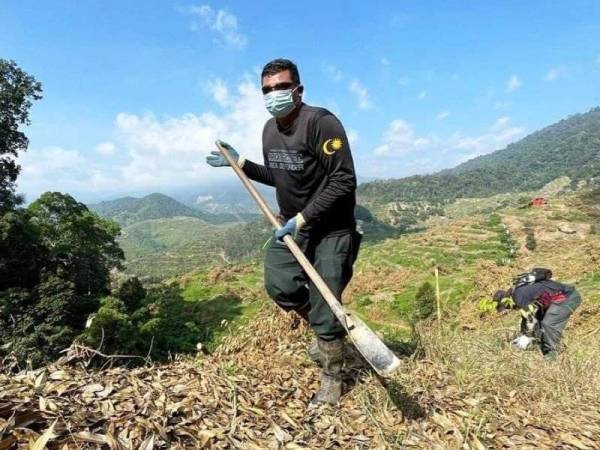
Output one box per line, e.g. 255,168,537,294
2,303,600,449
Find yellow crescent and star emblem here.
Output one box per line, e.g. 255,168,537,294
322,137,344,156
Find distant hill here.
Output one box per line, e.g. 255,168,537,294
358,107,600,205
88,193,248,226
118,216,271,278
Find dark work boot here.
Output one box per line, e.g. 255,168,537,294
310,337,344,406
307,337,367,370
307,338,321,365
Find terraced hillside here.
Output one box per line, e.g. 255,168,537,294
1,190,599,448
120,217,271,279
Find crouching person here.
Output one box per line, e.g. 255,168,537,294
493,268,582,360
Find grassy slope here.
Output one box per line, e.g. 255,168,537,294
172,187,599,353
2,189,599,448
176,263,265,352
179,189,600,446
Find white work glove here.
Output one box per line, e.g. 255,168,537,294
512,335,533,350
206,140,245,168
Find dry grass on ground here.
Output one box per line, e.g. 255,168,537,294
1,192,599,449
1,300,600,449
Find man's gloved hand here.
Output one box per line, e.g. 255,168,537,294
512,335,533,350
275,213,306,243
206,140,244,167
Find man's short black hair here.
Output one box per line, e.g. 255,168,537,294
261,58,301,85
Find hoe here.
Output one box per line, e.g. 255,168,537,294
216,141,401,377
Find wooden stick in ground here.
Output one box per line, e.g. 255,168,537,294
435,266,441,321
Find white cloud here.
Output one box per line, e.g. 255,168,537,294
17,146,98,200
322,64,343,82
189,4,247,49
95,141,117,156
544,67,566,81
505,74,521,93
364,116,525,178
349,80,372,109
417,90,427,100
204,78,230,106
437,111,450,120
114,79,268,188
17,78,270,201
373,120,431,156
454,116,524,153
491,116,511,131
23,147,85,173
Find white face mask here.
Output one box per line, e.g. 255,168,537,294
264,87,299,118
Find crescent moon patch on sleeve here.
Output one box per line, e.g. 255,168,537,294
322,139,334,155
322,137,343,156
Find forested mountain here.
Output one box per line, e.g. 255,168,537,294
358,107,600,205
88,193,252,226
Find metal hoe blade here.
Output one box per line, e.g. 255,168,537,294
344,312,401,377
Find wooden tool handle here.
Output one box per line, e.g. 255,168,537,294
216,141,281,230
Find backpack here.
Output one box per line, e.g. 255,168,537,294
512,267,553,288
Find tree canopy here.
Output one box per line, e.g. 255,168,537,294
0,59,42,211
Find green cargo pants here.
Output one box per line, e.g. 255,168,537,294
540,290,582,354
264,229,362,341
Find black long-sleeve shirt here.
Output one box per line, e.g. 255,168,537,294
512,280,574,309
243,103,357,236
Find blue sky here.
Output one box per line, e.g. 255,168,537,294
2,0,600,203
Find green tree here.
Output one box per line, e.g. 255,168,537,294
0,276,80,368
0,208,43,290
0,59,42,211
116,277,146,313
0,60,44,290
0,192,125,369
82,283,205,362
84,296,136,355
137,284,200,358
0,61,130,370
28,192,124,295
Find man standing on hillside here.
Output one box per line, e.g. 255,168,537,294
206,58,361,405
